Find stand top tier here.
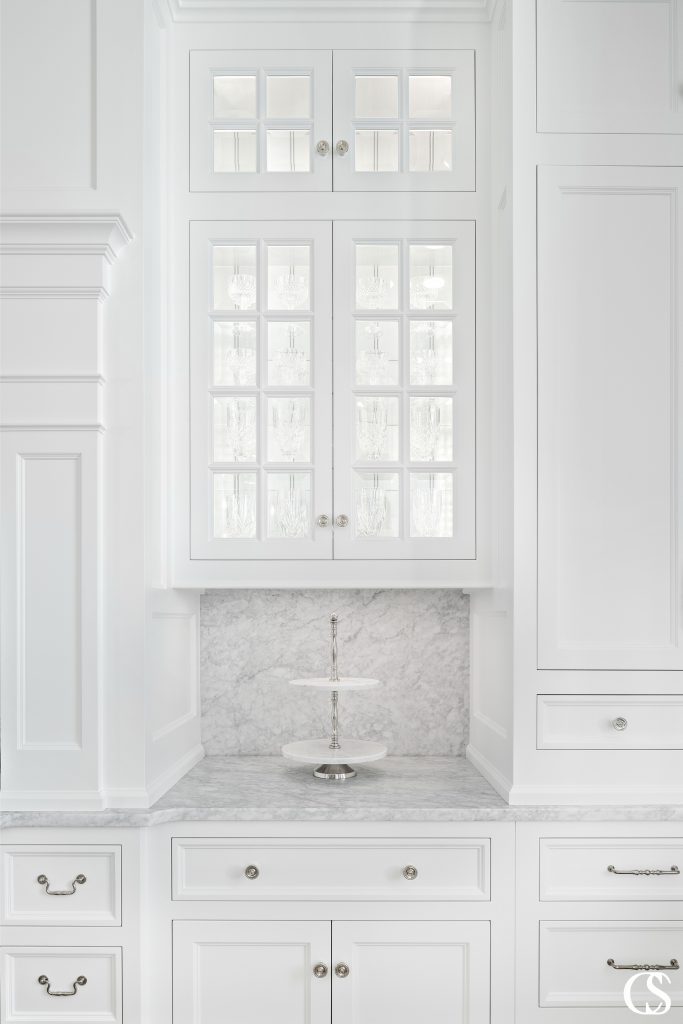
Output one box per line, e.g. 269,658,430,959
289,677,380,690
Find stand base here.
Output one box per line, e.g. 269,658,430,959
313,763,357,780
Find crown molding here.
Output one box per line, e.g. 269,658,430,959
0,213,133,263
163,0,494,22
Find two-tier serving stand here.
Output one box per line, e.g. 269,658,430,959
281,614,387,780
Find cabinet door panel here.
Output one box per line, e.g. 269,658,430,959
332,920,489,1024
333,221,475,559
173,920,331,1024
190,221,333,560
190,50,332,191
333,50,475,191
537,166,683,669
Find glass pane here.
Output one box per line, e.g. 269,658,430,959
214,472,257,539
354,471,400,538
266,129,311,173
409,397,453,461
213,245,257,311
410,472,454,537
213,130,257,173
355,244,399,311
409,129,452,173
266,75,311,118
408,75,452,119
213,321,257,386
213,396,257,463
355,396,399,462
409,320,453,385
409,244,453,311
355,75,399,118
267,472,311,538
213,75,257,119
267,396,311,462
355,130,399,173
267,321,311,386
267,244,311,311
355,320,399,386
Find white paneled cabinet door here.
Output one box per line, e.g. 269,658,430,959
190,50,332,191
332,921,490,1024
333,221,475,559
173,921,331,1024
190,221,333,560
537,166,683,670
333,50,475,191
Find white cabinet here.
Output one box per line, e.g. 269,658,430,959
1,946,122,1024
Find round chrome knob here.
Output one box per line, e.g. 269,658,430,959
335,140,349,156
403,865,418,880
612,717,628,731
316,514,330,527
313,963,328,978
335,514,349,528
244,865,259,879
316,140,330,156
335,963,350,978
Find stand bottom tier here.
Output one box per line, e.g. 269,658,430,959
282,738,387,780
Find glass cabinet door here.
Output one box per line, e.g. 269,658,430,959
333,221,475,559
190,50,332,191
332,50,475,191
190,221,332,559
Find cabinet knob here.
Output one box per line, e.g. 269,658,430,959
403,865,418,880
612,717,628,732
316,140,330,156
244,865,259,879
335,963,350,978
335,514,349,528
316,514,330,527
335,140,349,156
313,963,328,978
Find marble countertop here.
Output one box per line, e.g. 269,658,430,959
3,756,683,828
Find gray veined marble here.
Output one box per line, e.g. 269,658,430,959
200,589,470,756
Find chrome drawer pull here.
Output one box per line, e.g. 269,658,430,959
36,873,86,895
607,959,679,972
38,975,87,996
608,865,680,876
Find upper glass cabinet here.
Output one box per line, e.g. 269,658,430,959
190,49,474,192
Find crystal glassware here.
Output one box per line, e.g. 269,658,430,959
223,324,257,386
357,265,390,309
357,399,389,460
223,399,256,462
227,272,256,310
271,478,309,537
271,400,307,460
409,321,451,385
356,480,388,537
272,325,308,385
272,266,308,310
411,477,443,537
410,399,441,461
356,322,392,385
224,488,256,538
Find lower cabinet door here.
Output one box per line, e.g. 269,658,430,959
331,920,490,1024
173,920,331,1024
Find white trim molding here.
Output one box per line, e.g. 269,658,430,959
163,0,494,22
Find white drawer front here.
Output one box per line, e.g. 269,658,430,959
0,845,121,926
1,947,122,1023
540,838,683,901
537,694,683,749
540,922,683,1008
172,838,490,900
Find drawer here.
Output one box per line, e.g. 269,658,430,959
540,838,683,901
0,946,122,1023
172,838,490,900
0,845,121,926
537,694,683,749
540,921,683,1009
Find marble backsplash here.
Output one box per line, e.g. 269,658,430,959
200,589,469,756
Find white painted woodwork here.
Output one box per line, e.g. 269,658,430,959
540,838,683,902
537,166,683,670
332,919,491,1024
166,0,493,22
172,920,331,1024
539,920,683,1008
333,220,476,559
537,0,683,134
190,50,332,191
172,837,490,900
0,946,122,1024
537,694,683,751
333,50,475,191
0,844,121,926
0,0,95,190
189,219,333,559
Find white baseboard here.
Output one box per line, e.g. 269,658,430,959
0,789,105,811
466,744,512,801
145,743,205,806
506,782,683,805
